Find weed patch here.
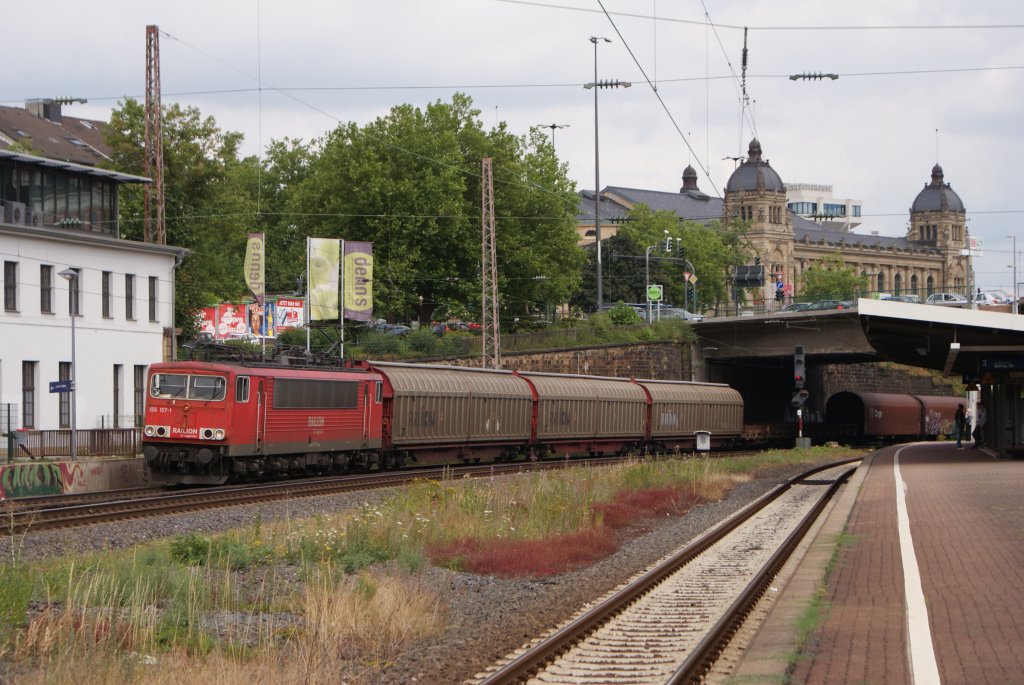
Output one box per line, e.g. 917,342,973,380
429,527,619,577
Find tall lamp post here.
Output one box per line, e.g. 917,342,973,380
58,268,78,461
536,123,569,152
1010,234,1018,309
585,35,630,311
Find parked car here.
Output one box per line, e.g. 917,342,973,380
656,307,704,322
782,302,813,312
925,292,968,306
880,294,921,304
807,300,855,311
975,291,1012,305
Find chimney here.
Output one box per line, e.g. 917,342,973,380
25,99,62,124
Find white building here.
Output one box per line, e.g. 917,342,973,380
1,150,183,432
785,182,863,230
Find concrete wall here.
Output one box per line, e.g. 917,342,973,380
0,457,148,498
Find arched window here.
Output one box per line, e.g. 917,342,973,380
894,273,902,295
877,273,885,292
910,274,918,298
926,275,935,295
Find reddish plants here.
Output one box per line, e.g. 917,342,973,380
429,485,708,578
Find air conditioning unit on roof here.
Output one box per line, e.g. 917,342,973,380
25,208,41,226
3,201,25,225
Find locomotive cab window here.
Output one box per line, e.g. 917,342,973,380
151,374,187,399
375,381,382,404
235,376,250,403
150,373,226,401
189,376,227,401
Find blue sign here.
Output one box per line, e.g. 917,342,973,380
980,357,1024,372
49,380,74,393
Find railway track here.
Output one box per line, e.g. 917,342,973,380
473,458,860,685
3,455,637,536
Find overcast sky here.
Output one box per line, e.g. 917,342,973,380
9,0,1024,292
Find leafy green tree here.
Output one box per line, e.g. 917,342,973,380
573,205,746,312
799,251,869,301
280,93,583,324
104,99,258,336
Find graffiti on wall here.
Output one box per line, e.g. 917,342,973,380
0,462,86,499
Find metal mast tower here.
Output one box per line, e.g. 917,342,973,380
144,24,166,244
481,158,501,369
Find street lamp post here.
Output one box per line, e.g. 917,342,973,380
536,123,569,152
1009,234,1018,309
585,36,631,312
645,244,657,323
58,268,78,461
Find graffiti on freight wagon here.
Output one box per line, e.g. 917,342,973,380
0,462,85,499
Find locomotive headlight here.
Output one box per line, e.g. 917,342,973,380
200,427,226,440
144,425,170,438
144,425,155,437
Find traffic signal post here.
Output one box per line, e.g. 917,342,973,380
792,345,812,448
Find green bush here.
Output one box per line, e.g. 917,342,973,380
606,302,643,326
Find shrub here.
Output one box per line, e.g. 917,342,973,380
606,302,642,325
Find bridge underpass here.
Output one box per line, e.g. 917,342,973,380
690,309,879,426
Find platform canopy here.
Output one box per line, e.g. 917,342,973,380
858,299,1024,377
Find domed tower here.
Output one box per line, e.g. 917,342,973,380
908,164,968,292
722,138,794,283
680,164,699,192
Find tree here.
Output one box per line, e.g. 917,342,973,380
799,251,869,301
281,93,583,324
572,204,746,312
105,99,258,337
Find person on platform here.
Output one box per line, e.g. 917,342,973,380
954,403,967,449
973,401,987,448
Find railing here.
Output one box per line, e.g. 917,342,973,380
1,428,141,461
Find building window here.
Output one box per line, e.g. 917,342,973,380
134,365,146,426
148,276,158,322
102,271,112,318
927,275,935,295
68,268,81,316
4,261,17,311
787,202,817,215
100,270,111,317
40,265,53,313
822,203,846,217
852,205,862,218
22,361,36,429
125,274,135,320
113,364,122,428
59,361,71,428
894,273,902,295
910,274,918,297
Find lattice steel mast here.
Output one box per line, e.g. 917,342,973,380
481,158,501,369
144,24,166,244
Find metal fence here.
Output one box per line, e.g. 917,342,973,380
1,428,140,461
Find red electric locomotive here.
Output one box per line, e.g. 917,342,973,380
142,361,386,484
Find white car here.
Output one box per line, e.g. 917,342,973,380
975,290,1012,305
925,292,968,306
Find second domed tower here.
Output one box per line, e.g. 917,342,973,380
722,138,793,281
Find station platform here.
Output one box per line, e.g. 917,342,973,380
734,442,1024,684
0,455,147,499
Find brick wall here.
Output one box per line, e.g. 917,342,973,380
441,342,690,380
